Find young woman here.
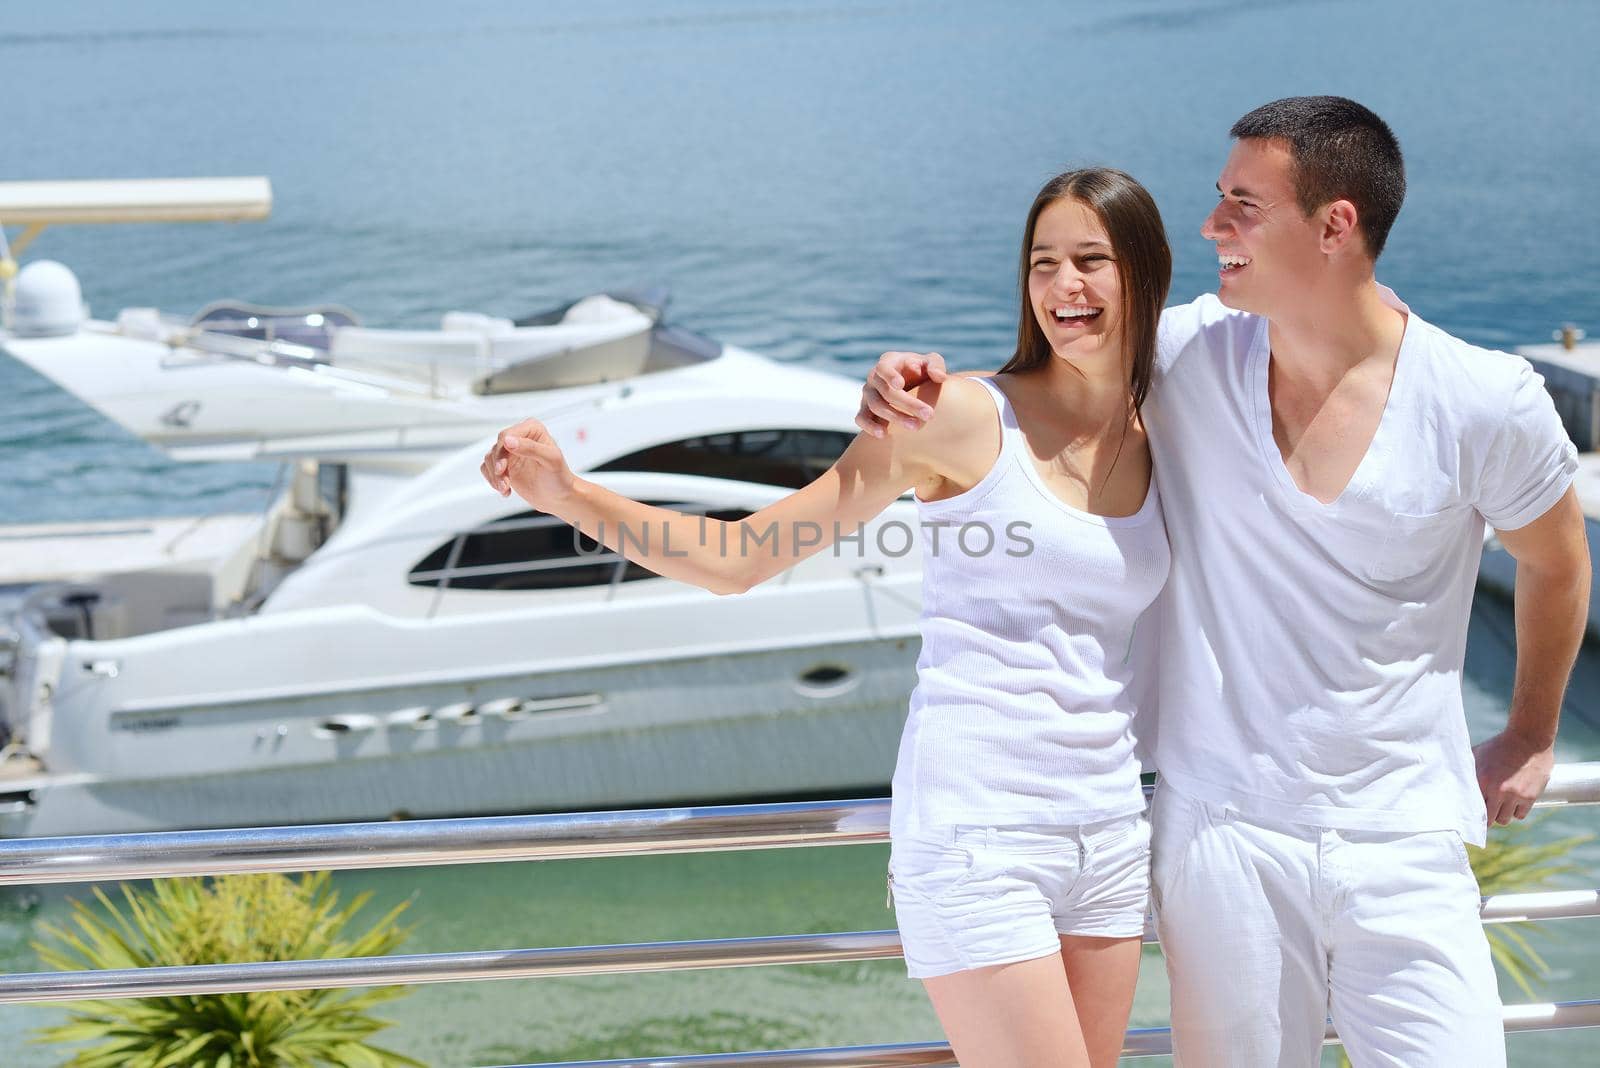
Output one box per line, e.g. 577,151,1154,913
481,168,1172,1068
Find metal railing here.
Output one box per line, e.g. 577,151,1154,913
3,763,1598,1065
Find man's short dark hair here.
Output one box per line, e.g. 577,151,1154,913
1230,96,1405,259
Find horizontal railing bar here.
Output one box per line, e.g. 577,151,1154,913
0,931,906,1005
1,761,1595,887
490,1042,960,1068
5,883,1597,1004
1540,761,1600,807
0,798,892,886
484,1002,1600,1067
1481,888,1600,924
1501,997,1600,1031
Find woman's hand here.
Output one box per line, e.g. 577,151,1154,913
480,419,577,510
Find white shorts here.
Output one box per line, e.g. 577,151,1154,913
888,814,1151,980
1151,783,1504,1067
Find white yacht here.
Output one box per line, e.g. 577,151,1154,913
0,179,924,836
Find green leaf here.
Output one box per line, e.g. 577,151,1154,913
151,1030,216,1068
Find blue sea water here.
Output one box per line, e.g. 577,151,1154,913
3,0,1598,521
1,1,1598,1064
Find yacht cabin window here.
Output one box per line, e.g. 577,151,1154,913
407,502,750,592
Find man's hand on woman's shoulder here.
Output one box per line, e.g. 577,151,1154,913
856,351,948,437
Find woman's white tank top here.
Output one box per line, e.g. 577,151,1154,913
891,376,1170,838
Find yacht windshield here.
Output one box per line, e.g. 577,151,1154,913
191,302,359,351
596,429,852,489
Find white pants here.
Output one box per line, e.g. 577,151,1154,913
1151,784,1505,1067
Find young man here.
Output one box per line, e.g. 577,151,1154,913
855,97,1589,1065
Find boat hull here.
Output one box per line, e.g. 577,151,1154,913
0,633,919,837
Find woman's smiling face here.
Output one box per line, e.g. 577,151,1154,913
1027,197,1124,367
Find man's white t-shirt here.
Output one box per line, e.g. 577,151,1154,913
1145,290,1578,846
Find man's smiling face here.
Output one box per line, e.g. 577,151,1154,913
1201,138,1331,318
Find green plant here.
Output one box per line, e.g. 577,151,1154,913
31,871,424,1068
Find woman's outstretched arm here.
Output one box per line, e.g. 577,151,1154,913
481,377,988,594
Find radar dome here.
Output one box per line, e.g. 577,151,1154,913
11,260,86,337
